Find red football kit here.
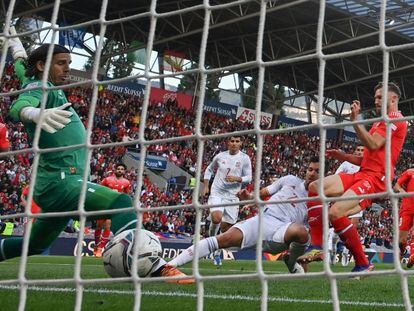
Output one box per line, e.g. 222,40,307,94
0,123,10,150
333,111,407,267
339,111,408,209
95,175,132,253
397,169,414,231
101,175,131,194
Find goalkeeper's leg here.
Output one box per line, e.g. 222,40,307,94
0,216,70,261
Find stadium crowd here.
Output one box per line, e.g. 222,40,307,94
0,61,410,248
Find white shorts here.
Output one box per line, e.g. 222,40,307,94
208,196,239,225
233,214,292,249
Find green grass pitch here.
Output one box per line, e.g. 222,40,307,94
0,256,412,310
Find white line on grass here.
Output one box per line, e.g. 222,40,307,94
0,262,263,273
0,285,404,308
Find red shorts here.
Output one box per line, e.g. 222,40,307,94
339,171,385,210
399,206,414,231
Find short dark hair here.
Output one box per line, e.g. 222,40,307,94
229,135,242,140
26,44,70,78
374,82,402,98
309,155,329,172
116,163,127,170
309,156,319,164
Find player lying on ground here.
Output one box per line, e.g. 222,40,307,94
303,82,407,274
168,157,320,273
0,35,192,283
203,135,252,266
394,168,414,268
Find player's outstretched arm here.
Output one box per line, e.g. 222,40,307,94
326,149,362,165
1,26,28,60
19,102,73,134
1,26,27,83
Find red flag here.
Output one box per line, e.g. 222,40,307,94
163,50,185,72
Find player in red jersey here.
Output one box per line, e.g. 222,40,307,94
394,168,414,268
0,122,10,152
305,82,407,274
94,163,132,257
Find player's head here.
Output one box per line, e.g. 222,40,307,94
353,145,364,157
305,156,320,187
26,44,71,85
227,135,242,155
115,163,127,178
374,82,401,114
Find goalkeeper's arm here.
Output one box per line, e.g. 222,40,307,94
14,58,28,84
1,26,28,83
10,96,73,134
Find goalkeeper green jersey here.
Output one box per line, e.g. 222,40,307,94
9,78,87,188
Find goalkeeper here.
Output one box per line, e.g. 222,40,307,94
0,31,191,283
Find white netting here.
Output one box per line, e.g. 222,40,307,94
0,0,414,310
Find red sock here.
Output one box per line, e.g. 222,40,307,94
307,192,323,248
94,228,102,246
98,229,111,249
332,216,368,266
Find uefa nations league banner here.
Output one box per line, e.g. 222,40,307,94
45,237,398,264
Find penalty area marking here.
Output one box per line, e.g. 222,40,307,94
0,285,404,308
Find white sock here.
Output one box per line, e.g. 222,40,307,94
169,237,219,267
209,222,220,237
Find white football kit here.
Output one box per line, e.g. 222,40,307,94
234,175,308,248
335,161,363,218
204,150,252,224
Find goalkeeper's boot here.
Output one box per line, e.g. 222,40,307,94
160,265,195,284
350,263,375,280
407,254,414,268
283,253,305,274
297,246,324,264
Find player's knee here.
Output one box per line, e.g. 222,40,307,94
211,214,222,224
111,194,133,210
287,224,308,244
309,181,318,194
217,228,242,248
296,226,310,244
328,205,342,221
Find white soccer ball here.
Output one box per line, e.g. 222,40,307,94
103,229,162,278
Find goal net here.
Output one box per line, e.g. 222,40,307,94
0,0,413,310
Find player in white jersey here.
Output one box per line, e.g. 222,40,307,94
332,145,364,266
203,136,252,265
169,158,320,273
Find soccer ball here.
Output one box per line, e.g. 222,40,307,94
103,229,162,278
